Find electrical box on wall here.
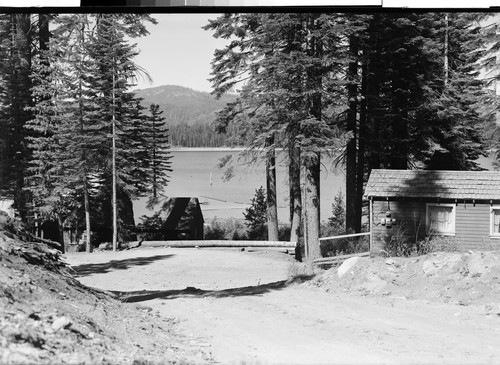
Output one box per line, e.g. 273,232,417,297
380,210,397,228
380,217,397,228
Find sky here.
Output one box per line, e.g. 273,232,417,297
131,13,230,93
131,10,494,93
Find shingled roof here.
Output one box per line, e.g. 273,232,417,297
365,169,500,201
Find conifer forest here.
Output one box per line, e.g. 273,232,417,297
1,12,499,259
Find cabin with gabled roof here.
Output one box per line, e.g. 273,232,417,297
137,197,204,241
162,197,204,240
365,169,500,254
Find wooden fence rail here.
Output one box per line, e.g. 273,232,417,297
319,232,371,241
313,251,370,266
315,231,371,266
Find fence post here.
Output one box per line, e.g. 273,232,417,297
369,197,373,254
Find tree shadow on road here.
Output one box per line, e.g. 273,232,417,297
111,275,315,302
69,254,175,277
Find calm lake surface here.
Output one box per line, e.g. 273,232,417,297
134,149,496,224
134,148,345,224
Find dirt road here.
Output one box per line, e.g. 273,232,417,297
65,247,500,364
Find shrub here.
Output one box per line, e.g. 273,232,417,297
319,232,369,257
204,217,248,240
136,212,165,240
320,190,350,256
278,225,291,241
417,234,458,254
319,233,349,257
243,186,267,240
319,191,369,256
328,190,345,231
380,224,414,257
380,225,459,257
345,236,369,254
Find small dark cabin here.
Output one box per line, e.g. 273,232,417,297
365,169,500,254
148,197,204,240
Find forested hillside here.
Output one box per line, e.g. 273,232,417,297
135,85,238,147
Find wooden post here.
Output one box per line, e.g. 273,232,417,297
369,197,373,254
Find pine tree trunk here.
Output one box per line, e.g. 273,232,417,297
38,14,50,54
355,62,368,233
83,176,91,253
9,14,33,221
266,135,279,241
112,72,118,252
304,153,321,259
444,13,449,88
366,67,381,170
390,76,409,169
57,215,65,254
152,112,157,199
346,35,358,234
302,12,322,260
289,150,294,229
289,143,302,245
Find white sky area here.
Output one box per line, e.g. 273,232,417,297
131,13,229,93
131,10,497,93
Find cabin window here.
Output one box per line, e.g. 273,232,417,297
426,204,455,235
491,207,500,237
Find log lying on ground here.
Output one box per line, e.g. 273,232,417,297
26,232,62,250
134,240,297,249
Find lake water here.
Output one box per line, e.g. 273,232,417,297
133,148,345,224
133,149,497,225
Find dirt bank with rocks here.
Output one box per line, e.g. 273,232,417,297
311,251,500,312
0,230,210,364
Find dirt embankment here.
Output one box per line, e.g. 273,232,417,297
66,246,500,364
2,224,500,365
0,231,210,364
311,251,500,310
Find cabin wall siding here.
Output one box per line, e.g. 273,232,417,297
370,200,500,254
455,204,500,251
371,200,427,254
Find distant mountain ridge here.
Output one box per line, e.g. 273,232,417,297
134,85,239,147
135,85,237,126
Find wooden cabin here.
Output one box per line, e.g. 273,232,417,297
365,169,500,254
163,197,204,240
138,197,204,241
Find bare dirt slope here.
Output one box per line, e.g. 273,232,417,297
66,246,500,365
0,231,211,364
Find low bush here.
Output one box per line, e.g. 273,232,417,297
318,190,371,257
278,225,291,241
320,236,370,257
380,224,415,257
380,225,459,257
417,235,458,254
319,223,369,257
204,217,293,242
204,217,248,240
